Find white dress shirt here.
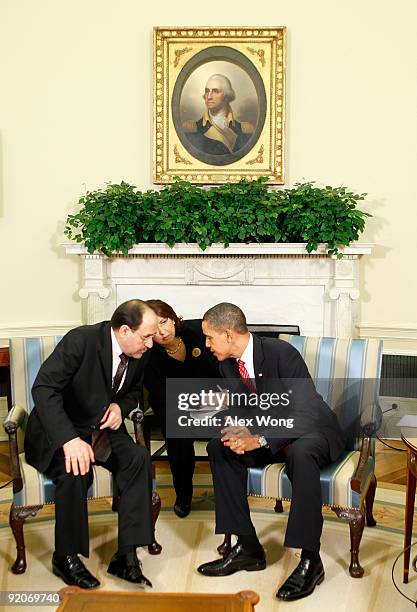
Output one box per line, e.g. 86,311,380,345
236,332,255,380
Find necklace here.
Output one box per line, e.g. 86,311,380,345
165,336,183,355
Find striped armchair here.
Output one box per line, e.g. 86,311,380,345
220,335,383,578
3,336,162,575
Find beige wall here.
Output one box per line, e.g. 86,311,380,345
0,0,416,351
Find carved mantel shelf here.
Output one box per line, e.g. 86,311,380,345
64,242,373,257
63,242,373,338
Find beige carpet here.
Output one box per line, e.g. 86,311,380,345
0,506,415,612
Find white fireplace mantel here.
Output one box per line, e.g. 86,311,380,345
64,242,374,338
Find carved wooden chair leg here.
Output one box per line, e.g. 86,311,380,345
148,491,162,555
10,504,43,574
365,475,377,527
274,499,283,513
217,533,232,556
332,506,365,578
347,508,365,577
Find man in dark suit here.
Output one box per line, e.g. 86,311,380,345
197,303,345,602
25,299,158,589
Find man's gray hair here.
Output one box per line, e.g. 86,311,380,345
203,303,247,333
206,74,236,103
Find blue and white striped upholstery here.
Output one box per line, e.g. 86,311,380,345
247,335,382,509
8,335,133,508
10,336,64,417
13,457,115,506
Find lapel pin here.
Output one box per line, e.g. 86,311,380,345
192,347,202,357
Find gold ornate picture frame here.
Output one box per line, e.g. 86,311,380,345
153,27,286,184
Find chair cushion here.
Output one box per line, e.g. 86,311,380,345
12,452,157,507
247,451,374,509
12,453,116,506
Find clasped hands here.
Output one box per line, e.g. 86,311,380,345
63,403,122,475
221,425,261,454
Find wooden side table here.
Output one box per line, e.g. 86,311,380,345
401,427,417,583
57,587,260,611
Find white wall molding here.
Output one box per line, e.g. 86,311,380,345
0,321,82,340
2,320,416,353
357,323,417,355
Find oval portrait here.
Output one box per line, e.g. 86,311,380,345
172,46,267,167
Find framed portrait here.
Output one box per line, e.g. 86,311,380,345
153,27,286,184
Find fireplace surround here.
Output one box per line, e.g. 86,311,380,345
64,242,373,338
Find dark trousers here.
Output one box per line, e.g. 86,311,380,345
45,429,153,557
165,437,195,504
207,434,331,552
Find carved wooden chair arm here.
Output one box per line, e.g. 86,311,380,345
350,435,372,494
3,404,27,487
129,407,156,484
3,404,27,433
350,401,380,494
129,408,146,448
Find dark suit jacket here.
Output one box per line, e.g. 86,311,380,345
219,334,345,462
25,321,149,473
144,319,219,428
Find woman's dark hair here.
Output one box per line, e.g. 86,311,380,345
110,299,150,331
146,299,184,336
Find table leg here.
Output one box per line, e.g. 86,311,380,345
404,451,417,583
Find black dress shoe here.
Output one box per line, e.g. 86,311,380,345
173,500,191,518
276,558,325,601
197,543,266,577
107,553,152,587
52,553,100,589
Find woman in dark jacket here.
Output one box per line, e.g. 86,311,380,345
144,300,219,518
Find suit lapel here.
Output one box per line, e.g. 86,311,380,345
220,337,267,393
118,356,139,395
98,322,113,396
253,334,267,393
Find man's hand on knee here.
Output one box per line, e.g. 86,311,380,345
63,437,95,475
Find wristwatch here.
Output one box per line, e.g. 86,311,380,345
258,435,269,448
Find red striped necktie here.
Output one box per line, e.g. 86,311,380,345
237,359,256,392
